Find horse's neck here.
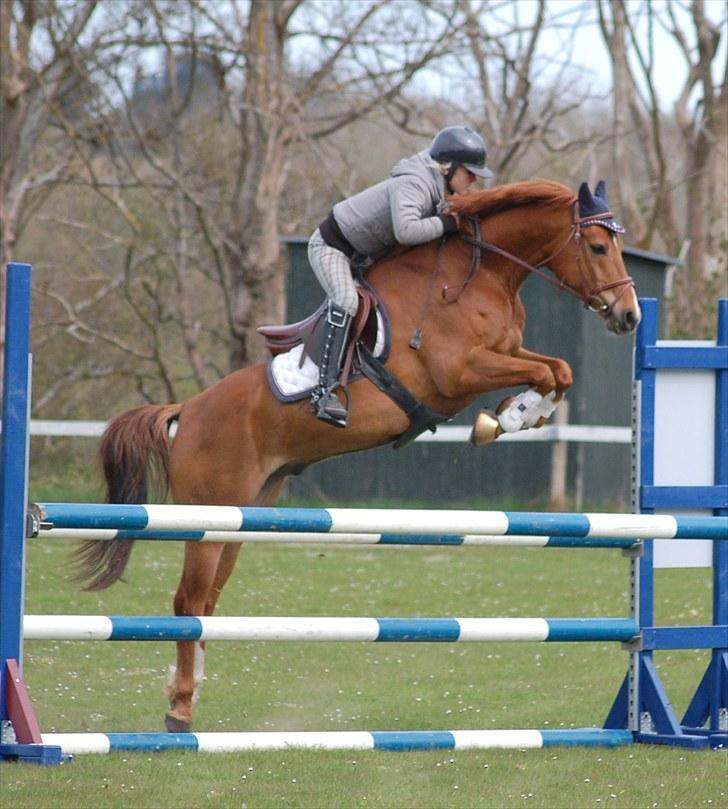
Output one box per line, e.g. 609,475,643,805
477,210,567,291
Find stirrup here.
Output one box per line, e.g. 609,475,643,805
314,385,349,428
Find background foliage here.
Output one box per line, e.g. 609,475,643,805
1,0,726,419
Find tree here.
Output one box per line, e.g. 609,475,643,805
143,0,460,371
451,0,599,180
0,0,100,263
10,0,462,414
0,0,99,375
596,0,727,336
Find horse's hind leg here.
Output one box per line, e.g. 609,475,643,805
164,541,228,732
164,474,287,732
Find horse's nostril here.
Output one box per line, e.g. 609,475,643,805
624,310,637,330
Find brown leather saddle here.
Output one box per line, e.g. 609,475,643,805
258,286,383,380
258,281,450,449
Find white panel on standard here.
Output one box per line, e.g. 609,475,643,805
653,358,715,568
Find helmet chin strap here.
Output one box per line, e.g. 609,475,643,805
445,163,458,194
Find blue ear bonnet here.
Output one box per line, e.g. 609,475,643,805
577,181,626,233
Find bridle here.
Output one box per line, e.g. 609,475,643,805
455,199,635,316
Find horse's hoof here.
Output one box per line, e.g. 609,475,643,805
470,409,502,446
165,712,191,733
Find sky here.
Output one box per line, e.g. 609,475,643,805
567,0,726,106
414,0,727,111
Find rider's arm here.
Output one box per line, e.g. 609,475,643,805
389,176,448,245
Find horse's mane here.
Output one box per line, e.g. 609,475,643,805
448,180,575,219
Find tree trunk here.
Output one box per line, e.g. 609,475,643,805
226,0,290,371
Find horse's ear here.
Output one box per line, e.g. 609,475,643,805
595,180,607,200
578,182,595,210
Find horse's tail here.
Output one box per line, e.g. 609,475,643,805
71,403,182,591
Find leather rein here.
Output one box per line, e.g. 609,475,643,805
456,200,635,315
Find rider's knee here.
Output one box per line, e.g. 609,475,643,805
339,289,358,317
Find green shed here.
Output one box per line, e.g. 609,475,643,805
280,238,674,508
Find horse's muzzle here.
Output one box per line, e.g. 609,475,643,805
607,303,641,335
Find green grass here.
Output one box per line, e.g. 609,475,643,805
4,498,726,808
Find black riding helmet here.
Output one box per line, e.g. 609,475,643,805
429,126,494,180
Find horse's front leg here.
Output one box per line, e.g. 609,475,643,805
439,346,567,446
443,345,560,399
513,347,573,399
488,347,574,432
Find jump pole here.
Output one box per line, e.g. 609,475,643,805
30,502,726,539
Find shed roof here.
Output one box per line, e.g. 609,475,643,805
622,245,682,267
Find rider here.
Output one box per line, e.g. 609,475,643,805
308,125,494,428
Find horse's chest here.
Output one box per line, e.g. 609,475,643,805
472,311,523,355
498,325,524,355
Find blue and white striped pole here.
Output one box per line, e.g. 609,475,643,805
35,503,728,539
41,728,633,754
36,526,640,548
23,615,640,643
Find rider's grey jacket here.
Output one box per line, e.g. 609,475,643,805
331,150,449,259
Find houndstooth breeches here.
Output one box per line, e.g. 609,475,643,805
307,229,358,315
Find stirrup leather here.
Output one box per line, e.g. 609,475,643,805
312,302,352,427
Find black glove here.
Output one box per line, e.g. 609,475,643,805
439,213,459,234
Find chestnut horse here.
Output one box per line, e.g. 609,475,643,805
73,180,640,731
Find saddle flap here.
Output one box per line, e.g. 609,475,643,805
257,303,326,356
259,287,380,360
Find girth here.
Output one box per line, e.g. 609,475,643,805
356,343,450,449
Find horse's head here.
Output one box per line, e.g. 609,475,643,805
450,180,641,335
556,181,641,335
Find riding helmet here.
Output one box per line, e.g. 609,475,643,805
429,126,494,179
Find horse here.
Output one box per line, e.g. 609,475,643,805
72,179,641,732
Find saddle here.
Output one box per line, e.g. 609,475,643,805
258,286,381,381
258,284,450,449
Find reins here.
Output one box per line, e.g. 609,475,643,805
410,220,483,349
409,198,635,351
458,200,635,314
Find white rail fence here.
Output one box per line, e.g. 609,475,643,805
21,419,630,443
7,406,631,508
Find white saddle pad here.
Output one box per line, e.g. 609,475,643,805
270,310,386,400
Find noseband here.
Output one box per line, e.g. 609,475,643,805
457,200,635,316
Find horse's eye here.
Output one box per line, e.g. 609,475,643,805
590,243,607,255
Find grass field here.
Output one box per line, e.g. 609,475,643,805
3,486,726,808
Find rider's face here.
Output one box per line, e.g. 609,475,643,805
449,166,477,194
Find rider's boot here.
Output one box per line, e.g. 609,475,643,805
312,302,352,428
